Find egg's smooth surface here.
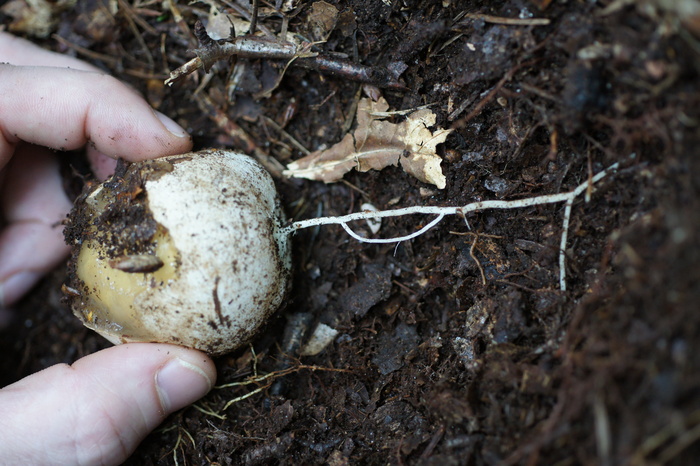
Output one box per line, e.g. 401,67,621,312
64,150,291,355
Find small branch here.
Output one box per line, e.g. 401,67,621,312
462,14,550,26
469,234,487,286
249,0,259,35
222,384,269,410
165,21,404,89
283,161,621,290
166,57,202,84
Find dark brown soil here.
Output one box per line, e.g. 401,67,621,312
2,0,700,464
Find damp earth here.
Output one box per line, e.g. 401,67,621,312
1,0,700,464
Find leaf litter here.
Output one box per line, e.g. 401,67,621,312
5,1,700,464
283,95,452,188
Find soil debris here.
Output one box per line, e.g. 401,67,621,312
2,0,700,464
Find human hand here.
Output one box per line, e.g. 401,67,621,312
0,31,193,307
0,32,217,464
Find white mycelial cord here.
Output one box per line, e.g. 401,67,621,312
282,161,621,289
339,213,446,244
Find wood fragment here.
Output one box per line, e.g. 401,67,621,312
462,13,550,26
470,234,487,286
165,21,404,89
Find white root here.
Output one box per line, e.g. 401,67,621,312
283,161,621,290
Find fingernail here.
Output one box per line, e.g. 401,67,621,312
156,357,213,412
154,110,189,138
0,271,42,307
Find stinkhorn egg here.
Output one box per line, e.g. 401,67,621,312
63,149,291,355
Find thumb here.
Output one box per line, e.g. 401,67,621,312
0,343,216,465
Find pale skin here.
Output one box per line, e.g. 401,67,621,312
0,32,217,464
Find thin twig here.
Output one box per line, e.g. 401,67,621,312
220,0,276,37
117,0,154,69
249,0,259,34
461,14,550,26
222,384,270,410
52,35,169,79
52,35,121,68
215,364,352,389
470,234,487,285
165,21,404,89
191,403,226,420
261,116,311,155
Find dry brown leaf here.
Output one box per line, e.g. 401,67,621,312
307,1,339,42
1,0,76,38
284,97,452,188
198,0,250,40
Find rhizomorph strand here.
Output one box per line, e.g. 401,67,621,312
283,160,623,291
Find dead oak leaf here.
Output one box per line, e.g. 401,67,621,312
283,97,452,189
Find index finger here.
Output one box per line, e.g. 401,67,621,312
0,64,192,167
0,31,99,71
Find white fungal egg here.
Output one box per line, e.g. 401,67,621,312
63,149,292,355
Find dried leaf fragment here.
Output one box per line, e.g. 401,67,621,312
307,1,339,41
399,109,454,189
284,97,452,188
1,0,76,38
198,0,251,40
